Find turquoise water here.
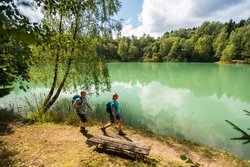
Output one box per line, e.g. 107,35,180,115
98,63,250,159
1,62,250,159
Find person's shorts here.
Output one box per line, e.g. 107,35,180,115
110,113,121,123
77,113,87,123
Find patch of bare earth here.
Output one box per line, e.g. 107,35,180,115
1,123,249,167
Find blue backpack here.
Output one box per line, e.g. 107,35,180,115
106,101,116,113
72,95,81,105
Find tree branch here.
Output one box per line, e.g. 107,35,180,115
225,120,250,144
243,110,250,116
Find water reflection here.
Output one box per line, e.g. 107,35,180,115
107,80,250,159
109,63,250,103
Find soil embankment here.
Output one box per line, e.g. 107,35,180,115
0,123,249,166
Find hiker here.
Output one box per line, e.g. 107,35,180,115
72,90,93,134
101,93,126,136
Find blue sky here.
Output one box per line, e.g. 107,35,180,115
114,0,143,27
16,0,250,37
115,0,250,37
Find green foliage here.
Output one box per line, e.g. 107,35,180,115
27,0,122,113
167,38,184,62
96,37,119,61
128,41,140,60
221,44,236,62
99,19,250,64
171,28,192,39
0,37,32,88
196,21,223,37
239,24,250,60
117,39,129,61
182,38,194,61
0,0,41,95
194,35,213,61
213,28,228,59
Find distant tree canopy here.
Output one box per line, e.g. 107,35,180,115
98,19,250,63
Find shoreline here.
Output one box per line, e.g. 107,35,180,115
1,122,250,166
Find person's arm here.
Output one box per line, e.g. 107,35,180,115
72,99,82,109
86,103,92,110
111,106,116,121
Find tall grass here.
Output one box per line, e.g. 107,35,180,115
119,102,149,130
5,93,151,131
21,94,81,125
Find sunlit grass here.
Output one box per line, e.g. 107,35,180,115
9,93,150,129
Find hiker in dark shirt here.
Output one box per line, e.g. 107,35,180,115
101,93,126,136
73,90,92,134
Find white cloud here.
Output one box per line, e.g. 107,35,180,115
139,81,190,116
14,0,43,23
112,81,133,90
121,0,250,37
17,5,43,23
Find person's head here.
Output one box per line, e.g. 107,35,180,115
80,90,87,97
112,92,119,101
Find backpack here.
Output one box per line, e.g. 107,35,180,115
72,95,81,105
106,101,116,113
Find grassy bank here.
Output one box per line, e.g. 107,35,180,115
1,108,250,166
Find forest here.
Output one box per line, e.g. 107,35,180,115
98,19,250,63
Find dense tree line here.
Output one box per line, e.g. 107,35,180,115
98,19,250,63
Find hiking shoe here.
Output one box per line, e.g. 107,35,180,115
80,127,88,134
101,127,106,134
118,130,126,136
81,129,88,134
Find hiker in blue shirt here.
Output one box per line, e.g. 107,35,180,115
73,90,92,134
101,93,126,136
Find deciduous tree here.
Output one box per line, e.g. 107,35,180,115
32,0,122,114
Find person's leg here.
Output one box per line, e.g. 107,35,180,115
104,123,112,128
117,119,122,130
116,114,122,130
78,113,87,133
77,113,83,131
101,113,114,134
116,115,126,136
79,120,85,127
80,121,86,133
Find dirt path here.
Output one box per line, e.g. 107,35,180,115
1,123,249,167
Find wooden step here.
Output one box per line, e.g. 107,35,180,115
88,135,151,156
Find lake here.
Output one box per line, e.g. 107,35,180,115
1,62,250,159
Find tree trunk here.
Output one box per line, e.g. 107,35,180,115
46,56,72,108
39,14,63,114
39,14,79,114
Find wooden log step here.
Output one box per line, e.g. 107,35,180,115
88,135,151,155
